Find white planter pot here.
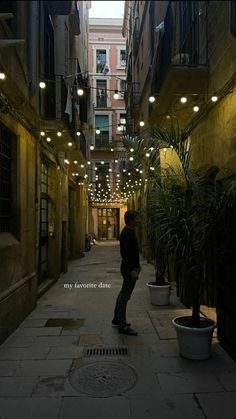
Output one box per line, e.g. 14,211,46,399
146,282,171,306
172,316,216,360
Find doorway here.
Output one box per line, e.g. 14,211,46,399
97,208,119,240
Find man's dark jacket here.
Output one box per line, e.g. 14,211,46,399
119,226,140,273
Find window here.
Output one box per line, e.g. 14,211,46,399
117,113,126,133
95,115,109,148
119,49,126,67
96,49,107,73
96,80,107,107
118,79,126,99
117,48,126,68
0,124,15,233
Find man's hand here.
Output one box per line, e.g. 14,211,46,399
131,270,139,280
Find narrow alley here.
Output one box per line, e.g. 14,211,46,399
0,242,236,419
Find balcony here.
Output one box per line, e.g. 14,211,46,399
150,2,209,118
96,94,107,108
95,133,109,149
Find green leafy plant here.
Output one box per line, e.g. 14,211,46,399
123,124,236,326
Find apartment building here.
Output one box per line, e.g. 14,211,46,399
123,0,236,355
0,0,90,343
88,18,127,240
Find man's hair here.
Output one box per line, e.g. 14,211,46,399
124,210,139,225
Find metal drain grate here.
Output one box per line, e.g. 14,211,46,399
82,346,129,357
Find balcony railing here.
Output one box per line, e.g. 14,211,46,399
96,94,107,108
95,133,109,149
151,1,208,93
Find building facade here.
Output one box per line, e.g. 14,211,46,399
123,0,236,355
0,0,91,343
88,18,127,240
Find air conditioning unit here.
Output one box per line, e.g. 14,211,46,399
172,53,190,65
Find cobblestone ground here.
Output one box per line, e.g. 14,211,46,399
0,241,236,419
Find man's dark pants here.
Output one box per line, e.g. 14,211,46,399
114,269,136,325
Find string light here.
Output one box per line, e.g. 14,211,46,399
211,95,218,102
46,137,51,142
74,160,78,164
113,89,119,100
40,131,45,136
57,131,62,136
77,88,84,96
193,106,199,112
180,96,187,103
149,96,155,103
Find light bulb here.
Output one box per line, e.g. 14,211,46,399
211,95,218,102
90,145,94,150
166,114,171,119
81,164,84,168
76,131,81,136
130,148,134,152
96,128,100,134
113,90,119,100
149,96,155,103
139,121,145,127
180,96,187,103
57,131,62,136
68,142,73,147
0,72,6,80
117,125,122,131
40,131,45,136
129,157,134,161
74,160,78,164
46,137,51,142
39,81,46,89
77,88,84,96
193,106,199,112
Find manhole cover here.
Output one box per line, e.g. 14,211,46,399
69,361,137,397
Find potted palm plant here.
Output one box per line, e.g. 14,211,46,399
148,124,236,359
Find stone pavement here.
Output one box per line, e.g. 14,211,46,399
0,241,236,419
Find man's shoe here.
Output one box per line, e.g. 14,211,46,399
118,326,138,336
112,319,131,327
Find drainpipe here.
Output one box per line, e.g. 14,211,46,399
28,1,39,102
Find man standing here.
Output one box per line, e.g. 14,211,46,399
112,210,141,336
